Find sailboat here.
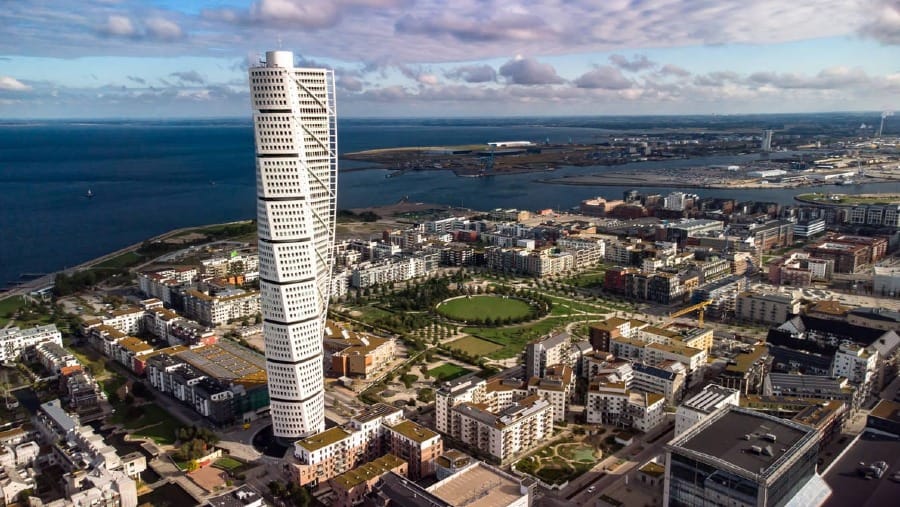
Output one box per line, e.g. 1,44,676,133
86,189,94,199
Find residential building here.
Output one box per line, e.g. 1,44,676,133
831,342,877,392
291,403,441,486
735,291,800,325
586,381,665,432
632,362,686,405
674,384,740,437
793,218,825,238
804,241,869,273
251,50,338,440
717,344,771,395
329,454,408,507
847,307,900,331
664,406,822,507
0,324,62,363
764,373,859,409
183,288,261,326
525,332,571,378
34,341,78,374
205,485,266,507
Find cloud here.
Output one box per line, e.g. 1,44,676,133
445,64,497,83
337,75,364,92
747,67,870,89
858,0,900,44
100,14,136,37
0,76,31,91
395,12,553,43
170,71,205,84
658,64,692,78
248,0,341,28
574,66,633,89
126,76,146,85
499,57,564,85
609,54,656,72
146,17,184,41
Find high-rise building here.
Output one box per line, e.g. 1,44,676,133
249,50,338,440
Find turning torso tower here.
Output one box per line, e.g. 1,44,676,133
249,51,337,440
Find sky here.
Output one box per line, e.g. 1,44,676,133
0,0,898,118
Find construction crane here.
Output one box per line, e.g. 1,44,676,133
667,300,712,326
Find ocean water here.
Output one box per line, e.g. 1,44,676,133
1,117,897,288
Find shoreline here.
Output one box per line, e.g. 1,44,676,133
0,220,254,299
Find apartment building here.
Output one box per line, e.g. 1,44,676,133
0,324,62,363
525,331,572,378
631,362,685,405
291,404,442,487
586,381,665,433
183,288,260,327
735,291,801,325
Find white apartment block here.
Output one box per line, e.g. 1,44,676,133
251,50,337,440
674,384,740,437
436,376,556,461
98,307,145,336
586,381,666,433
0,324,62,363
735,291,801,325
200,252,260,280
34,341,79,374
183,288,261,326
351,256,428,288
608,336,707,373
831,343,878,389
525,332,572,378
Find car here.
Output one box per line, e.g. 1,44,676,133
587,486,596,493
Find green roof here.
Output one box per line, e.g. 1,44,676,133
387,420,438,444
295,427,351,452
331,454,406,490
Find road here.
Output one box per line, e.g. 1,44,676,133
564,423,673,505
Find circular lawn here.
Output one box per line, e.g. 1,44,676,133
436,295,532,322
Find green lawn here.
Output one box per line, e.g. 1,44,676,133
213,457,244,471
465,317,571,359
436,296,532,321
0,296,28,326
446,336,503,356
113,404,181,445
94,251,145,270
427,363,471,381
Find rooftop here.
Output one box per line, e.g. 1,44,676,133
669,406,816,479
331,453,406,491
352,403,401,424
206,484,265,507
682,385,740,414
822,433,900,507
428,462,528,507
175,341,267,387
387,420,438,444
869,399,900,424
295,427,351,453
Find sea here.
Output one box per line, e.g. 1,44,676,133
2,117,899,289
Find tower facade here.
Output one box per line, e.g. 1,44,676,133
249,51,338,440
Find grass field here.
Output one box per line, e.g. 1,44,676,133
466,317,570,359
446,336,503,356
428,363,471,381
436,296,531,321
113,404,181,445
213,457,244,471
94,251,145,270
0,296,27,326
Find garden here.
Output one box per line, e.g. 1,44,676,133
514,439,602,486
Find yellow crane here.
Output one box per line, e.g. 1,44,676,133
668,300,712,326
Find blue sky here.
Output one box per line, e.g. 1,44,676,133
0,0,898,118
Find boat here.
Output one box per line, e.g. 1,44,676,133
836,179,855,186
86,189,94,198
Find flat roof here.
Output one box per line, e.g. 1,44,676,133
387,420,438,444
670,406,815,479
428,462,526,507
175,341,267,387
822,433,900,507
352,403,401,424
331,453,406,491
295,426,350,452
869,399,900,424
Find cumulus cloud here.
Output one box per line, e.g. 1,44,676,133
574,66,633,89
445,64,497,83
0,76,31,91
146,17,184,41
170,71,205,84
100,14,136,37
609,54,656,72
499,57,564,85
858,0,900,44
747,67,871,89
337,75,364,92
395,12,552,42
658,64,692,78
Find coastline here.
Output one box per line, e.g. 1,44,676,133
0,220,254,299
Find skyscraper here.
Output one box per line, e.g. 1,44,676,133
249,51,338,440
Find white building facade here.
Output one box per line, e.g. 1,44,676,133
250,50,338,440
